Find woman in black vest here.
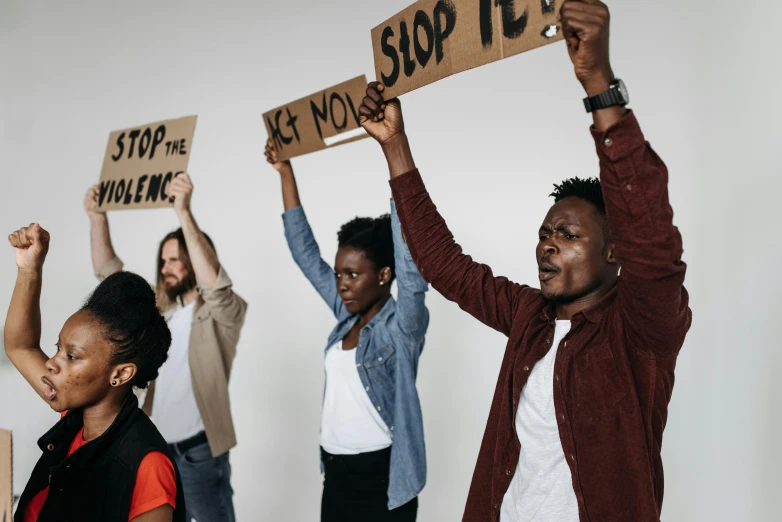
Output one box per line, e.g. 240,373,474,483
5,223,186,522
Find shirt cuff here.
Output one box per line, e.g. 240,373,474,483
389,169,426,202
590,110,646,162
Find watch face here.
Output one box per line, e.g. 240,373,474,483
615,79,630,104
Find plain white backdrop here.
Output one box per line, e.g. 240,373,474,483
1,0,778,520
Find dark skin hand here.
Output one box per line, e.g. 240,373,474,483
5,224,138,441
265,140,393,349
359,0,624,320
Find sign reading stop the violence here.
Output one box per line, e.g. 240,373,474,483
263,75,370,162
97,115,197,211
372,0,563,98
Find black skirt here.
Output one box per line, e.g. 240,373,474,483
321,447,418,522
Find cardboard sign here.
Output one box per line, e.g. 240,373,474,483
372,0,564,98
0,429,11,522
263,75,370,161
97,115,197,211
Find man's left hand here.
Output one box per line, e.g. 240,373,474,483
561,0,614,96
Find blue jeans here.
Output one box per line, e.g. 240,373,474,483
170,440,236,522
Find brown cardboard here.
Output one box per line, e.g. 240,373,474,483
97,115,197,212
372,0,563,98
0,429,11,522
263,75,370,161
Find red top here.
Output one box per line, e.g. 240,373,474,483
24,413,177,521
389,111,691,522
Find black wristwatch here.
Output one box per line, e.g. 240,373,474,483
583,79,629,113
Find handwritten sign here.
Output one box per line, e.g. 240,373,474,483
263,75,370,161
97,115,197,211
372,0,563,98
0,429,11,522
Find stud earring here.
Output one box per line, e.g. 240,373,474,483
111,380,117,386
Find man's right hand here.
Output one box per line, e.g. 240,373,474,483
84,184,103,218
8,224,50,272
265,140,292,174
359,82,405,147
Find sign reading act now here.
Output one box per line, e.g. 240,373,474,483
372,0,563,98
97,116,197,211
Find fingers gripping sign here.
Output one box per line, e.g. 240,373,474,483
9,224,50,272
358,82,406,146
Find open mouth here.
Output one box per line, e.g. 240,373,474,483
538,261,560,282
41,376,57,401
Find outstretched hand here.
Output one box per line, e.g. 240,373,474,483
8,224,50,272
358,82,405,147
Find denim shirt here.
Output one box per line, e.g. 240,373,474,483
282,201,430,509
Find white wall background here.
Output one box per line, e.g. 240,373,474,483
1,0,778,520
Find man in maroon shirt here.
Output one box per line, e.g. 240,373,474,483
357,1,691,521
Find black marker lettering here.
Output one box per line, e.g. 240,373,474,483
146,174,163,202
380,26,400,87
138,128,152,158
434,0,456,63
414,10,434,68
499,0,528,39
98,181,110,206
111,133,125,162
107,180,116,203
123,179,134,204
345,93,361,126
127,130,140,159
310,93,329,140
160,172,174,201
480,0,493,47
330,93,348,131
541,0,555,14
149,125,165,159
179,139,187,155
134,175,148,203
171,140,180,154
400,21,416,77
114,179,126,203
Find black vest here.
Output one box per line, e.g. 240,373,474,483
15,394,186,522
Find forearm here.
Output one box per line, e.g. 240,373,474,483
177,210,219,287
5,269,42,353
278,164,302,211
89,214,118,273
381,134,416,181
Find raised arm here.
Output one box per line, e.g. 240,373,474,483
266,140,346,320
389,201,429,345
562,0,691,354
169,173,247,325
359,84,535,336
84,184,123,279
5,224,52,402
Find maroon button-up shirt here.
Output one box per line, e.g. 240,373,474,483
389,111,692,522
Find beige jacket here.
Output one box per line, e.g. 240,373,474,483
98,257,247,457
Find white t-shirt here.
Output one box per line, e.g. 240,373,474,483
320,342,392,455
150,300,205,443
500,320,579,522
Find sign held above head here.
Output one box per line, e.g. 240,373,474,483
263,75,370,162
371,0,563,98
97,115,197,212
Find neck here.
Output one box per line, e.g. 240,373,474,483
80,394,125,441
180,288,198,306
554,284,614,320
357,294,391,328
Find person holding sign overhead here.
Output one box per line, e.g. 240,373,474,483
266,139,429,521
5,224,185,521
358,1,692,521
83,173,246,522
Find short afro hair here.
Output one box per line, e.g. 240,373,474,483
550,177,610,240
337,214,395,283
82,271,172,389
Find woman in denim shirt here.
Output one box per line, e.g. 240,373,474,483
266,141,429,521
